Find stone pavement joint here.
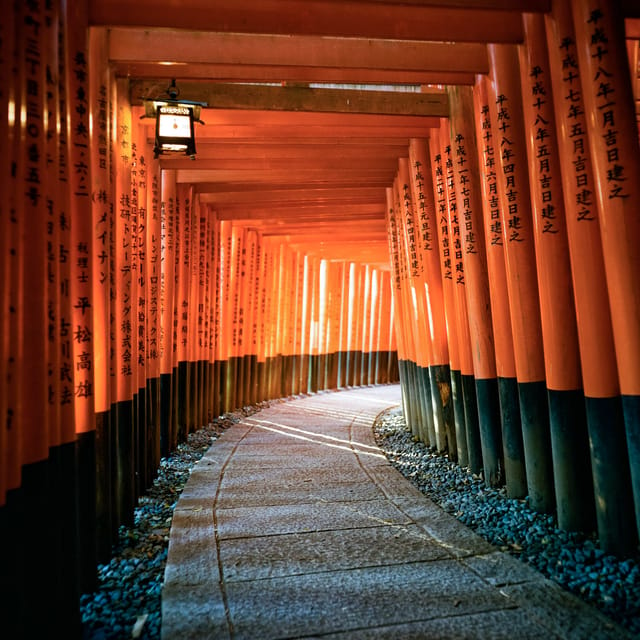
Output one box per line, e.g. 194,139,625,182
162,385,630,640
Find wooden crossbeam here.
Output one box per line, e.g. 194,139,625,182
114,30,488,74
91,0,540,43
131,81,449,117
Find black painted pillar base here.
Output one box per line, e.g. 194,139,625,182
497,377,527,499
475,378,504,488
136,385,147,495
419,365,436,448
622,395,640,543
548,389,595,533
587,396,638,556
430,364,456,462
461,374,482,476
76,431,97,592
388,351,399,382
0,490,24,638
116,398,135,527
450,369,468,468
160,372,173,458
188,360,200,430
94,410,113,562
147,377,161,476
177,360,189,442
397,360,413,436
519,381,555,514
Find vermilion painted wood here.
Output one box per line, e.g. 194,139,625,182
440,119,474,380
472,76,517,381
112,29,489,74
486,45,546,385
544,3,618,398
160,170,178,377
519,14,582,393
0,7,11,503
18,1,49,465
408,138,449,369
447,86,498,381
113,78,134,404
571,0,640,397
113,61,478,86
89,0,530,43
90,28,112,415
428,129,460,377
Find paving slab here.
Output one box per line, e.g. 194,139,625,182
162,385,633,640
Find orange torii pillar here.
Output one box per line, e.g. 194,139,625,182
428,130,468,467
216,219,233,411
68,2,97,604
230,225,246,407
16,7,52,632
144,147,162,477
56,0,89,628
0,0,13,591
351,263,365,389
113,77,137,527
130,119,147,496
298,254,312,395
570,0,640,544
160,169,178,455
447,86,505,487
89,26,115,559
385,189,418,436
242,230,259,405
519,13,595,534
337,261,351,388
367,267,381,385
188,196,203,430
204,206,219,417
2,5,27,632
408,139,457,460
290,249,305,396
175,184,193,440
440,122,483,474
473,76,527,499
487,44,555,513
376,270,393,384
393,175,437,446
284,249,300,395
397,161,438,448
544,1,633,552
359,264,372,387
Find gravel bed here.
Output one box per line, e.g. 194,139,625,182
80,398,640,638
80,401,274,640
373,406,640,636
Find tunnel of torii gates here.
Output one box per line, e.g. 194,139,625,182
1,0,640,635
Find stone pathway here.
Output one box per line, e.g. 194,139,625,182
162,385,629,639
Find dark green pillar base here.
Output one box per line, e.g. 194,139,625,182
548,389,595,533
519,381,554,514
451,369,468,468
587,396,638,556
622,394,640,543
475,378,504,488
497,377,527,499
461,374,482,476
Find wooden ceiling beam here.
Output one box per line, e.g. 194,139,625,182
171,156,399,174
214,203,385,220
169,170,397,185
112,62,477,86
131,82,448,117
168,142,409,160
112,29,488,74
198,186,385,204
90,0,534,43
